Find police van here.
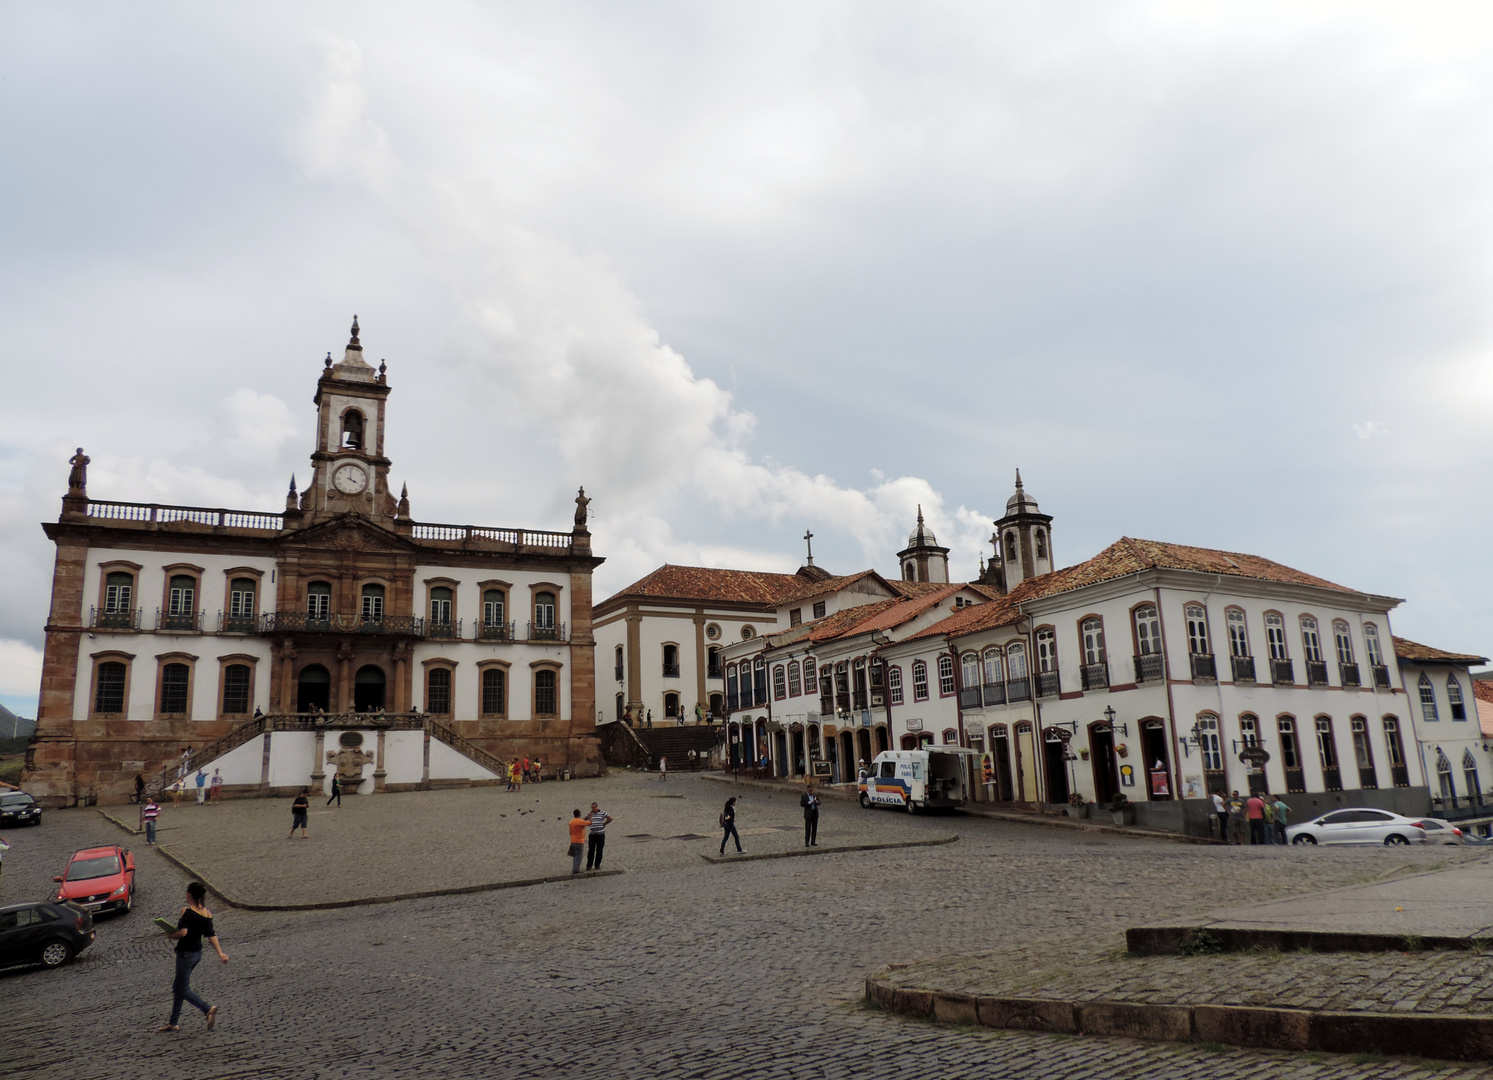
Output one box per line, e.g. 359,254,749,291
858,747,976,813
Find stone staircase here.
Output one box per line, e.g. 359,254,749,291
637,725,723,771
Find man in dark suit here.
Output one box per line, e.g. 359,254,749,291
801,785,821,847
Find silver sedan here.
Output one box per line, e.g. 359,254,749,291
1285,808,1428,846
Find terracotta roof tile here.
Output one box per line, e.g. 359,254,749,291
771,569,895,608
598,564,805,608
1472,679,1493,705
887,580,952,597
1392,637,1488,665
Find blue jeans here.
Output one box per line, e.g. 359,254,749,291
170,950,210,1024
145,820,157,844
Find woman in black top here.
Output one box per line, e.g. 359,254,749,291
327,774,342,807
719,797,742,855
159,881,228,1032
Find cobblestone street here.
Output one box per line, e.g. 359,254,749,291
3,773,1488,1079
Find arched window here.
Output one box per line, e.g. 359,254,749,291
1195,715,1222,772
887,665,903,705
1463,749,1480,798
753,657,767,706
482,589,507,637
942,728,959,745
426,668,452,715
1005,532,1017,560
1419,673,1439,722
534,669,558,717
1332,620,1354,664
982,649,1003,690
912,661,929,701
1035,628,1056,673
1006,642,1027,682
1225,608,1249,657
707,646,721,678
104,570,134,615
1264,612,1288,660
1436,749,1455,799
1185,605,1209,655
482,668,507,718
1350,717,1375,784
615,692,624,721
228,578,257,620
1035,529,1047,560
662,643,679,678
1134,605,1161,655
1081,617,1106,664
802,659,817,695
429,587,452,627
1299,616,1323,662
726,664,740,711
1382,717,1405,767
614,645,624,682
222,664,252,715
304,582,331,625
1239,713,1258,746
961,652,980,693
1448,676,1467,720
341,409,364,449
1315,716,1341,789
160,663,191,715
1364,623,1385,666
937,655,955,696
787,661,802,698
1277,716,1302,778
772,665,787,700
95,661,127,714
361,583,385,623
534,592,557,637
664,692,680,718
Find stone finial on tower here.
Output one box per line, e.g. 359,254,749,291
396,482,410,520
286,475,299,511
377,359,387,385
348,315,362,350
324,351,333,368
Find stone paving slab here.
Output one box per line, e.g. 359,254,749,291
97,771,962,906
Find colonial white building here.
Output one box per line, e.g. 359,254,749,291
1393,639,1491,824
27,319,603,804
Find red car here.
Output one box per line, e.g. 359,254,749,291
53,845,136,915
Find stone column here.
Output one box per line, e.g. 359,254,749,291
25,537,88,806
374,728,387,792
337,640,353,712
311,729,326,794
277,640,296,713
421,722,431,790
625,611,643,717
694,611,707,720
567,550,599,775
259,726,273,794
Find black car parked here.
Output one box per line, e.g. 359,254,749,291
0,792,42,826
0,902,94,970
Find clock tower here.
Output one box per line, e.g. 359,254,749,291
299,317,397,523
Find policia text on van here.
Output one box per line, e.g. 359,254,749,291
858,748,976,813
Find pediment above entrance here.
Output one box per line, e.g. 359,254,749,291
283,515,415,554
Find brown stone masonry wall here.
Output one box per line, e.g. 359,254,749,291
26,539,88,805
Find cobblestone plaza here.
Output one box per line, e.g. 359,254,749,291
3,774,1489,1079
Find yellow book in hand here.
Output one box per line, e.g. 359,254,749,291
153,917,176,934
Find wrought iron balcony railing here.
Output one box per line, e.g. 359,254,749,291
90,606,141,630
1338,662,1360,688
477,621,514,642
156,609,203,633
1190,653,1216,681
1036,671,1060,698
1372,664,1391,689
1080,662,1109,692
218,612,259,634
526,622,567,642
662,664,681,678
959,687,982,709
982,682,1006,707
1305,660,1329,687
1006,678,1032,703
1134,652,1164,684
1270,658,1295,686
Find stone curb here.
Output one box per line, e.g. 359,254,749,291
863,971,1493,1061
97,808,143,835
1127,925,1493,956
100,808,626,911
699,773,860,802
699,835,958,864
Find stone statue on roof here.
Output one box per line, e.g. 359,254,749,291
574,486,591,530
67,448,90,496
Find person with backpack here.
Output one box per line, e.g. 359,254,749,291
719,797,742,855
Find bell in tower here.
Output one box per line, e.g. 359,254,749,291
896,506,950,584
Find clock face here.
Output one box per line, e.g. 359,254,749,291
333,463,368,495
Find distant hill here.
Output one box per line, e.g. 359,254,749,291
0,704,35,756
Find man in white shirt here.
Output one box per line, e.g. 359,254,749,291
1212,791,1228,843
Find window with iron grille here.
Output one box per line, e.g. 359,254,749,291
95,661,127,714
482,668,506,716
222,664,251,714
535,669,557,716
427,668,452,715
160,663,190,714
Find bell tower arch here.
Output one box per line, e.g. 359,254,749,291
303,317,396,523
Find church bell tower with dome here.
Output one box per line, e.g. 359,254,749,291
986,469,1054,594
896,507,950,583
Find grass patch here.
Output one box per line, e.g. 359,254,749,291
1177,930,1225,956
1401,934,1428,953
0,758,23,785
1351,1050,1385,1066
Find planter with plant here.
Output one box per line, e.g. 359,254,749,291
1109,792,1134,825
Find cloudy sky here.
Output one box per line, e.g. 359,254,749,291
2,3,1492,716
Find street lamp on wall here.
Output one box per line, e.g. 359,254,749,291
1102,705,1128,738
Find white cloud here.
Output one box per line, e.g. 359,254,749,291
1352,421,1389,440
0,640,42,700
221,389,299,466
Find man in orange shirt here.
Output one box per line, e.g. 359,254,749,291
1245,793,1266,845
568,809,588,875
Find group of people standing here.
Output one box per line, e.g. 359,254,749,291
1213,790,1290,845
507,757,541,791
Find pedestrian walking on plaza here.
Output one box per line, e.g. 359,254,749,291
568,809,588,874
1211,790,1228,843
289,789,310,838
719,797,742,854
1272,795,1290,844
157,880,228,1033
585,802,612,871
326,774,341,807
142,797,161,845
209,769,223,805
522,755,531,783
1245,792,1265,845
194,769,207,805
512,759,522,792
1227,791,1247,845
658,756,667,782
532,757,543,783
1260,795,1276,844
178,747,192,781
132,773,146,804
801,785,821,847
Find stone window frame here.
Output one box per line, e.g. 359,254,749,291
477,659,510,719
423,576,460,628
305,578,334,620
664,691,680,718
531,659,563,719
217,653,259,719
887,664,903,705
88,650,136,719
937,654,956,698
772,664,787,700
421,657,458,717
358,576,392,622
528,581,565,633
160,563,206,622
220,567,265,623
477,579,511,631
96,559,143,620
153,651,200,721
912,660,929,702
